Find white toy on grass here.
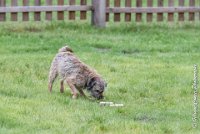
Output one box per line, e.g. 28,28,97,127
100,101,124,107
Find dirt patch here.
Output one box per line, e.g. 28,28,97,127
121,49,141,54
95,47,111,52
134,115,156,122
93,44,111,52
24,27,42,32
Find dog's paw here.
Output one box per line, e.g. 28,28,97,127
72,95,78,99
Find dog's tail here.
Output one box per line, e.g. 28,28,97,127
58,45,73,53
48,57,58,92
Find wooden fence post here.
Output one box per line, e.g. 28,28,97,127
178,0,184,21
80,0,87,20
92,0,106,27
147,0,153,22
189,0,195,21
23,0,29,21
106,0,109,22
11,0,18,21
69,0,75,20
168,0,174,22
125,0,131,22
57,0,64,20
114,0,120,22
46,0,52,21
157,0,163,22
0,0,6,21
34,0,41,21
136,0,142,22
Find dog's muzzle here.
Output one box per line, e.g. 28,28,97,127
91,93,104,100
97,95,104,100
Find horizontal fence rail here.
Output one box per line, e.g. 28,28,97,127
106,7,200,13
0,5,92,12
0,0,200,27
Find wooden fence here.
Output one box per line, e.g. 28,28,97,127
0,0,200,27
0,0,92,21
107,0,200,22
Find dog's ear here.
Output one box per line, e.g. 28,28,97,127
87,77,96,91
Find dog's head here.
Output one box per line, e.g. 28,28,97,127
87,77,107,100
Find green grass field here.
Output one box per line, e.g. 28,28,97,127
0,21,200,134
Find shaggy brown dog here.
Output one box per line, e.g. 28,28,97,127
48,46,107,99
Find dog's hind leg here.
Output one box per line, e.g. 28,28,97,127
60,80,64,93
48,58,58,92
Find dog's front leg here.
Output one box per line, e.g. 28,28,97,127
77,88,86,98
66,79,78,99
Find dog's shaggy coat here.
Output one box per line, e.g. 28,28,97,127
48,46,106,99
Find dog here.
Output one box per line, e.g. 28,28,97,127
48,46,107,99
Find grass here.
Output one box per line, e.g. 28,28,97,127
0,21,200,134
